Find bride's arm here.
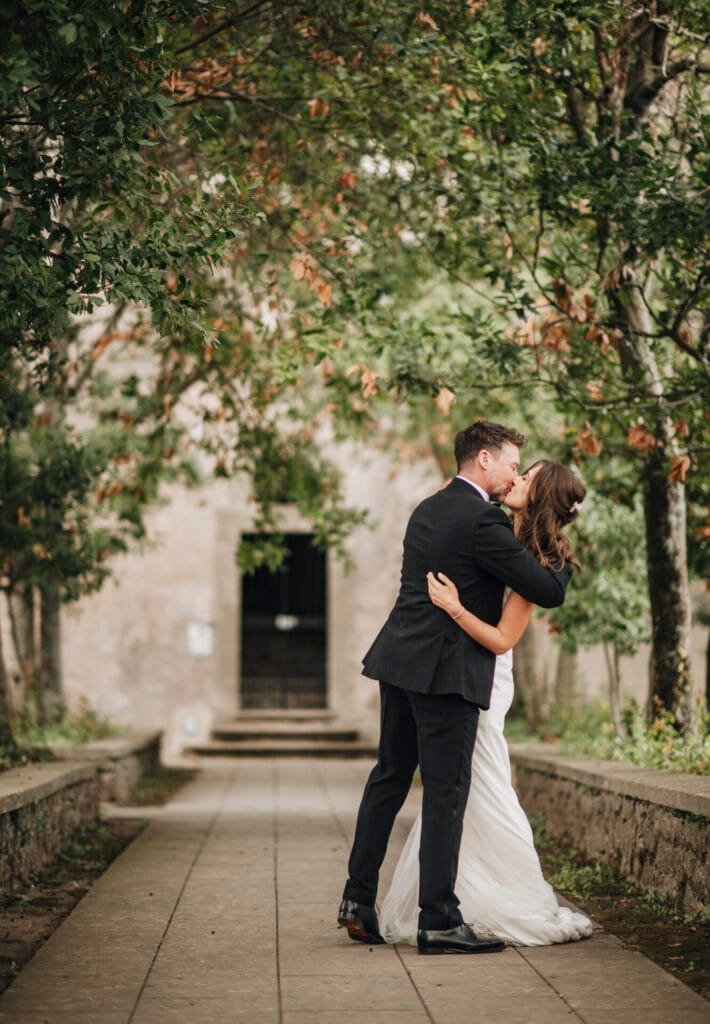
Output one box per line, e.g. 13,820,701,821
427,572,534,655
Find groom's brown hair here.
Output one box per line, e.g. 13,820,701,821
454,420,527,471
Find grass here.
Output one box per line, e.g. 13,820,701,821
0,698,121,773
508,700,710,775
15,697,120,748
0,737,54,773
129,766,197,806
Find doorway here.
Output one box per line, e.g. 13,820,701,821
240,533,327,709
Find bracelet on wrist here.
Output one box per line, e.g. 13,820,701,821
451,606,465,621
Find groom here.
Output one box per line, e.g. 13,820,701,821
338,420,573,955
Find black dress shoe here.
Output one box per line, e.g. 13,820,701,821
417,923,506,955
337,899,386,945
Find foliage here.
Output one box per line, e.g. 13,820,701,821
561,699,710,775
549,488,651,657
14,695,118,747
1,3,707,730
531,813,633,900
512,698,710,774
0,734,53,772
129,766,197,806
0,0,247,363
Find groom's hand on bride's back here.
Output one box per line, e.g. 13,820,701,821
474,503,572,609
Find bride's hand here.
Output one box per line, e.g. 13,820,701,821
427,571,464,619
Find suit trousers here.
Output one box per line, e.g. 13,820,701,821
343,681,480,931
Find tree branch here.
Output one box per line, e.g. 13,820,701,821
174,1,276,57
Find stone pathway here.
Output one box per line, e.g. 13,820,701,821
0,761,706,1023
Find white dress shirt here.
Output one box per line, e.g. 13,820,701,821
455,474,489,502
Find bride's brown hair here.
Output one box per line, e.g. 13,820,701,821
515,459,586,570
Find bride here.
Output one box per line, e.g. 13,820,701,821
380,459,593,947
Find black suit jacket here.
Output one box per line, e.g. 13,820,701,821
362,477,572,708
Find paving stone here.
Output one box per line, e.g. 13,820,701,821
0,759,705,1024
132,995,279,1024
580,1009,710,1024
0,1014,128,1024
282,1014,431,1024
142,967,277,1000
280,974,422,1013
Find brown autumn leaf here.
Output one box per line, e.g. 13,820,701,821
17,507,31,528
435,387,456,416
567,301,588,324
338,170,356,190
586,380,604,400
289,251,316,283
541,316,571,352
576,426,603,457
628,424,657,453
443,83,464,108
668,453,691,485
674,419,689,437
307,97,330,119
316,280,333,307
532,36,547,56
319,357,336,380
585,324,612,356
552,277,575,313
360,367,378,399
416,11,439,31
466,0,483,16
92,333,117,361
346,362,378,399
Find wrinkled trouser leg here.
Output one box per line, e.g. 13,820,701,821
409,691,479,931
343,682,418,905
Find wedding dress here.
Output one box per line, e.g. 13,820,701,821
379,645,593,946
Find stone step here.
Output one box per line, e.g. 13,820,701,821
231,709,336,722
188,738,378,759
212,722,360,742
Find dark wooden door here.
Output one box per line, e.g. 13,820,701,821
240,533,327,709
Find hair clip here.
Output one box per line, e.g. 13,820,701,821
569,501,581,514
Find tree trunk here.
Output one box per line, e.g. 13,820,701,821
642,450,693,724
602,640,624,739
554,646,578,708
512,621,549,729
0,618,16,745
39,584,65,725
706,626,709,711
7,585,36,699
611,265,693,728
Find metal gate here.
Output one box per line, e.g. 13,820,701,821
239,533,327,709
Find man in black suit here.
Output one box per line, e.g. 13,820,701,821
338,420,572,955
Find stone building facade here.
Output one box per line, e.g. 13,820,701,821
50,441,707,759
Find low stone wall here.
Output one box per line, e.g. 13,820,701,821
0,762,99,893
509,743,710,916
50,730,162,803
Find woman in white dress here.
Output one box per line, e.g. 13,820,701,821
380,459,593,947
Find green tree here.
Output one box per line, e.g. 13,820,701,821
0,0,243,730
550,492,651,736
227,0,706,724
